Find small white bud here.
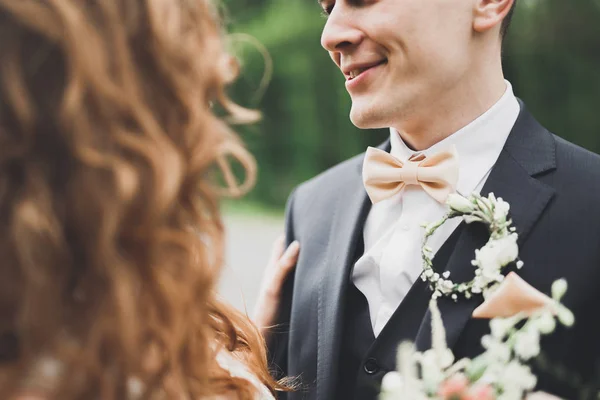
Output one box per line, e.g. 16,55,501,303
557,307,575,327
536,312,557,334
551,279,568,300
446,193,475,214
381,372,404,392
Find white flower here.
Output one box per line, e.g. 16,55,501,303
557,307,575,327
473,273,500,296
396,342,419,382
499,361,537,392
493,198,511,221
463,214,484,224
442,280,454,291
429,299,455,369
490,318,515,339
419,350,446,389
514,329,541,360
494,233,519,266
535,312,557,334
475,234,519,275
381,371,404,392
551,279,568,300
477,195,493,213
499,388,526,400
446,193,475,213
481,335,511,364
474,247,496,272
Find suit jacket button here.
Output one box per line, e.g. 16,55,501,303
364,358,380,375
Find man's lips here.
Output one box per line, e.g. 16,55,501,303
342,60,387,81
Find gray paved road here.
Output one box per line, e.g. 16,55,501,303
218,213,285,313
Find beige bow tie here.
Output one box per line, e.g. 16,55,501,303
362,145,459,204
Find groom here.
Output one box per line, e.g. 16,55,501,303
268,0,600,399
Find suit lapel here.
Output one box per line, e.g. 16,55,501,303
316,140,389,400
415,102,557,351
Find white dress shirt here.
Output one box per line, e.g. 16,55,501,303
352,81,521,337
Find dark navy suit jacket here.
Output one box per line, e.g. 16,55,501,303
268,102,600,399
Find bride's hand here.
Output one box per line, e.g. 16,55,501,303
252,235,300,339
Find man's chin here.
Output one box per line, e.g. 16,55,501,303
349,105,388,130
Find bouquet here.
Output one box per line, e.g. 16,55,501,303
380,192,574,400
379,280,572,400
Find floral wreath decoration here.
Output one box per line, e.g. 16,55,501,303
420,192,524,301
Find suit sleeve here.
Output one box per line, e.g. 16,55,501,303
266,188,298,388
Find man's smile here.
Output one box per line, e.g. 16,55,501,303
342,59,387,81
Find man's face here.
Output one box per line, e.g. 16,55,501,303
320,0,475,130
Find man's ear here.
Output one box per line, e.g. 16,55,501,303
473,0,514,33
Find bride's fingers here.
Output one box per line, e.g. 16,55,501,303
264,240,299,298
273,240,300,283
253,239,300,334
267,234,286,268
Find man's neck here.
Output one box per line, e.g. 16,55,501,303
394,72,507,151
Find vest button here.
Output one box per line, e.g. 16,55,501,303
363,358,380,375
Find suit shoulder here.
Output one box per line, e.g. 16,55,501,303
553,134,600,178
547,134,600,208
292,152,365,200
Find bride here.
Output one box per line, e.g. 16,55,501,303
0,0,298,398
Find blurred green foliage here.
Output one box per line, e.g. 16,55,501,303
222,0,600,210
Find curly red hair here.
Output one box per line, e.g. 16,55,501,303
0,0,280,398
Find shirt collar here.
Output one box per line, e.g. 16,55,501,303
389,80,521,196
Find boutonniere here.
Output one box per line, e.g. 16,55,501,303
380,191,576,400
420,192,524,301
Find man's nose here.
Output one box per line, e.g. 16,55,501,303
320,8,363,53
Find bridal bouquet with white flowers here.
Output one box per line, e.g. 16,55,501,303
379,280,573,400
